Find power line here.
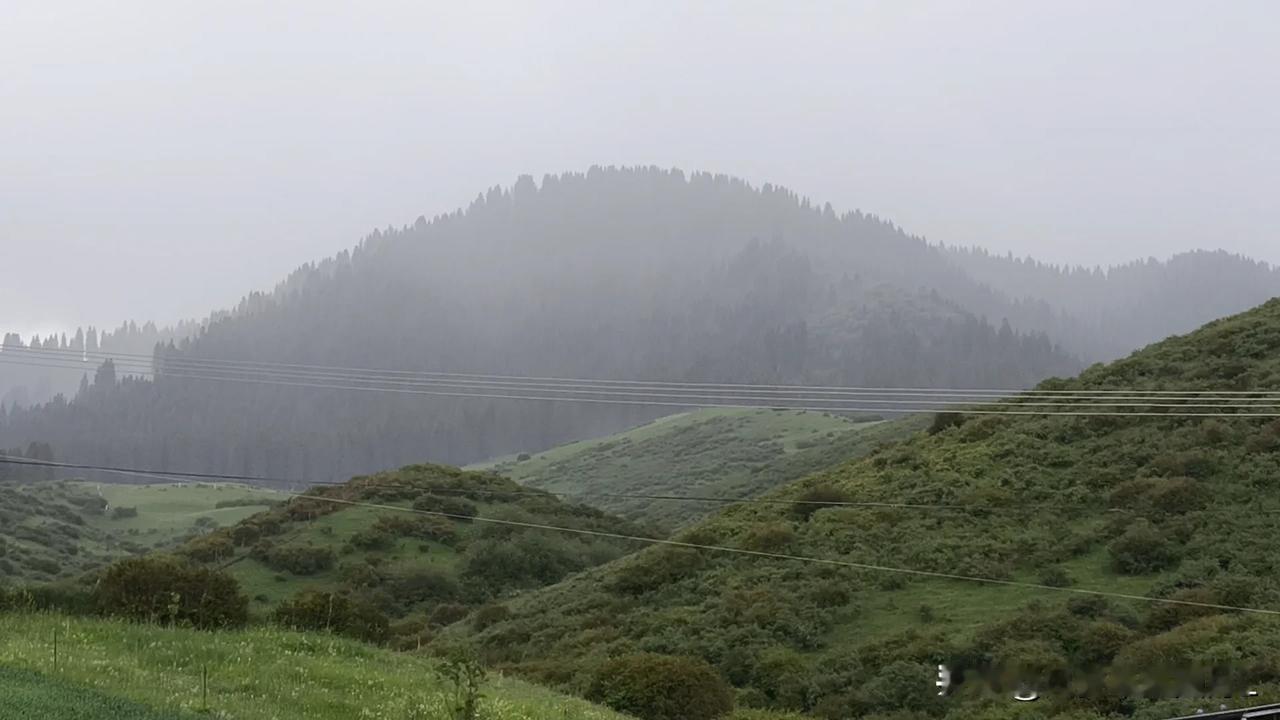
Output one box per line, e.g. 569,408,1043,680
9,344,1280,399
8,350,1280,408
3,355,1279,417
8,353,1280,410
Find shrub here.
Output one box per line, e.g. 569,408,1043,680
462,534,587,590
93,555,248,629
928,412,966,435
373,514,458,542
471,603,511,631
588,653,734,720
434,647,487,720
111,506,138,520
273,590,390,643
348,528,396,551
516,453,531,461
856,660,934,714
1108,520,1179,574
337,560,383,589
610,547,705,596
1037,566,1073,588
741,523,795,552
183,532,234,562
0,582,93,614
393,569,459,602
428,603,471,627
254,543,335,576
412,494,478,521
790,485,849,521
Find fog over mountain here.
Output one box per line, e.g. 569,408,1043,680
3,1,1278,337
3,167,1279,482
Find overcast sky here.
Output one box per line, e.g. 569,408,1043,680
3,0,1277,337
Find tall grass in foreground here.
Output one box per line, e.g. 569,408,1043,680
0,613,629,720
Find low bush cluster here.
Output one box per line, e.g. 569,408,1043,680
93,555,248,629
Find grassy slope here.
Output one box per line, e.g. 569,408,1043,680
474,408,921,530
0,613,628,720
447,298,1280,720
198,465,649,632
0,667,185,720
0,482,279,585
86,482,281,541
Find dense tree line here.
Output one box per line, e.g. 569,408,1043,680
946,245,1280,359
0,319,199,409
1,167,1271,481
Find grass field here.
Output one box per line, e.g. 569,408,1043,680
0,666,184,720
472,408,918,530
80,482,282,545
0,613,630,720
0,481,282,585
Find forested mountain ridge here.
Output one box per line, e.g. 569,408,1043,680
945,246,1280,359
0,320,200,410
2,167,1276,482
442,297,1280,720
0,168,1082,481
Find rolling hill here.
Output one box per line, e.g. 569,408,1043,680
443,298,1280,720
475,408,924,531
182,464,652,648
0,613,630,720
0,481,280,584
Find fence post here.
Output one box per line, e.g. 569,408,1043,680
201,665,209,712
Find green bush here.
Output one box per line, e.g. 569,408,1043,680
111,506,139,520
0,582,93,614
1037,566,1073,588
740,523,795,552
588,653,734,720
412,494,478,520
1108,519,1179,574
254,543,336,575
471,603,511,631
928,412,966,435
373,514,458,543
93,555,248,629
610,547,706,596
392,568,459,602
273,590,390,643
183,531,234,562
348,528,396,551
789,485,849,521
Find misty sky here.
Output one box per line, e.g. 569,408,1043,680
3,0,1277,338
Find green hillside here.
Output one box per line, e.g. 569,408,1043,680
0,613,628,720
445,299,1280,719
0,667,184,720
185,464,649,646
475,408,922,531
0,481,279,584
